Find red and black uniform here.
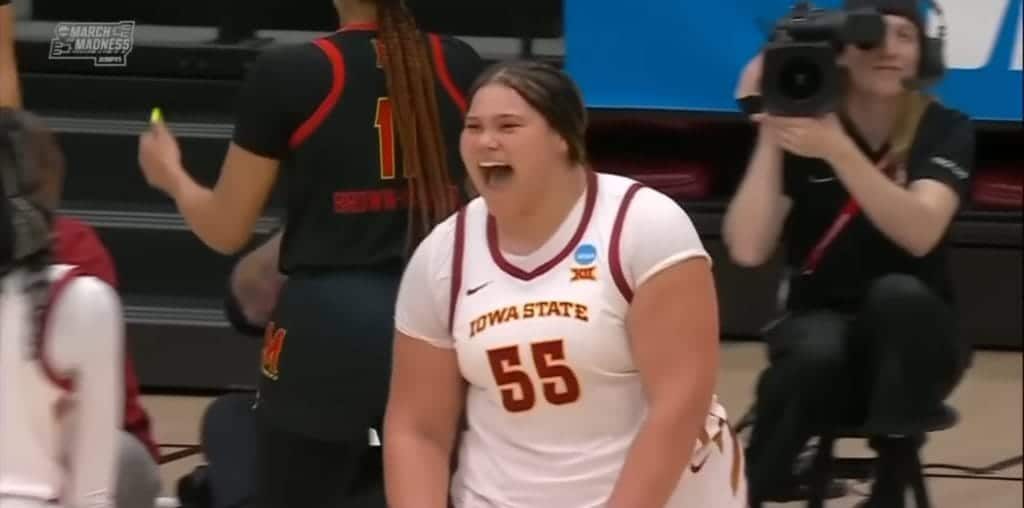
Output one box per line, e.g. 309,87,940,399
226,22,483,508
234,23,478,273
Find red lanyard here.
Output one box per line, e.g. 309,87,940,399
798,142,901,275
801,197,861,275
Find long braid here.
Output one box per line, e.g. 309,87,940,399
376,0,457,251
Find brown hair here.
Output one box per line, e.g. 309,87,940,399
468,60,589,166
372,0,457,249
1,108,56,321
0,108,62,216
888,90,932,164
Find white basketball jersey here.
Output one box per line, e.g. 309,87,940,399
444,173,739,507
0,265,79,506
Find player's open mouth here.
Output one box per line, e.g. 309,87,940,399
480,161,514,185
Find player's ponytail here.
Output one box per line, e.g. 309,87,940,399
375,0,458,251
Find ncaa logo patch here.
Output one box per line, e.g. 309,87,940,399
574,244,597,265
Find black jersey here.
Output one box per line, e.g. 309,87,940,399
232,23,484,274
780,101,974,312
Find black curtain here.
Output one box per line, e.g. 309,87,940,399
31,0,562,37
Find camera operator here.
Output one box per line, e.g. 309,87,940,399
724,0,973,505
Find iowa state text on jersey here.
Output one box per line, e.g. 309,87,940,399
469,301,590,338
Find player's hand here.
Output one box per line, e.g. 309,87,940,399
138,120,185,197
231,266,284,326
735,52,764,99
754,113,850,161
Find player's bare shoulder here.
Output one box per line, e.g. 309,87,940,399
595,172,644,197
596,172,690,218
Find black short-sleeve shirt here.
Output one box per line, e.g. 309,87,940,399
780,101,975,312
231,27,485,274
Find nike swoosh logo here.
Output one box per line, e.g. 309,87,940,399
808,176,837,183
690,454,710,473
466,282,491,296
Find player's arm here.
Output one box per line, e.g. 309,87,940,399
383,222,464,508
607,189,720,508
51,277,125,508
384,333,464,508
164,141,280,255
227,227,286,329
139,48,315,255
819,112,973,257
0,0,21,108
722,53,792,267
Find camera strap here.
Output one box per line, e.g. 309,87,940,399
801,197,860,275
798,86,928,276
800,145,908,276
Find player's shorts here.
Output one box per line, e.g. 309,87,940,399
254,267,401,443
664,416,748,508
452,415,748,508
0,498,60,508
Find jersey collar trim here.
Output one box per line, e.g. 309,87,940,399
486,170,598,281
339,22,379,32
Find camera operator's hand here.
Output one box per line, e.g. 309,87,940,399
735,53,764,99
755,113,852,162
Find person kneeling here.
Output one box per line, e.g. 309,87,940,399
725,1,973,505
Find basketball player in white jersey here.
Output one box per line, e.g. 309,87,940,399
383,61,746,508
0,108,122,508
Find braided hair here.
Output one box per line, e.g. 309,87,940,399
372,0,459,251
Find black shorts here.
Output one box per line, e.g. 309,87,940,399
255,416,385,508
255,268,401,443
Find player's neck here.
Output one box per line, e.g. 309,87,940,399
337,1,379,27
843,91,902,152
496,167,588,256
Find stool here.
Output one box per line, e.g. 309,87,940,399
806,405,959,508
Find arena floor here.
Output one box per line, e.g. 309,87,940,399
146,342,1023,507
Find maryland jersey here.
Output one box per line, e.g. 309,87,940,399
0,265,121,508
231,24,484,273
396,172,746,507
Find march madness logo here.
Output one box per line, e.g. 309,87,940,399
261,322,286,381
49,21,135,67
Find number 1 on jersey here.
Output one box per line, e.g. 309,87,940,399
487,339,582,413
374,97,397,180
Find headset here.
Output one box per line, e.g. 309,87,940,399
914,0,947,88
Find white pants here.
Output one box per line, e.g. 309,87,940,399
0,499,59,508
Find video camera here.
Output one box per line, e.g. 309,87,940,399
761,1,886,116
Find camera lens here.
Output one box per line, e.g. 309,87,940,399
779,57,823,100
